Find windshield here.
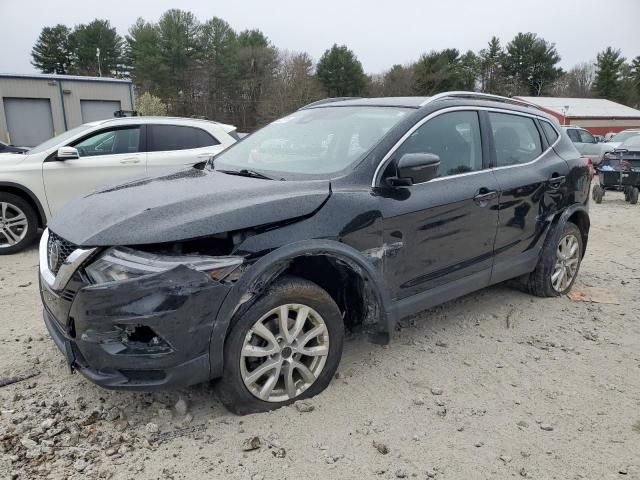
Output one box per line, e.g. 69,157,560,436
213,106,410,177
28,124,95,155
610,131,640,144
622,136,640,148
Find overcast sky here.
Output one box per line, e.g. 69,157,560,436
1,0,639,74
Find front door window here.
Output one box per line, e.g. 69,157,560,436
73,127,140,157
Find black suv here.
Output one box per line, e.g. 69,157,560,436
39,92,590,414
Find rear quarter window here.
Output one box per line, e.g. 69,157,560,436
148,125,220,152
540,121,559,145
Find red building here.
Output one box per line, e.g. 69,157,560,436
514,97,640,136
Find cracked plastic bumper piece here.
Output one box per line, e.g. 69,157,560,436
40,265,233,390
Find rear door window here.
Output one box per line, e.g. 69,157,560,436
489,112,543,167
148,125,220,152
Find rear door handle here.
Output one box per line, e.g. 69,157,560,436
197,152,215,159
473,189,498,206
548,175,566,188
120,158,141,164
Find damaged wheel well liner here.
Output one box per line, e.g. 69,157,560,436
283,255,377,331
207,240,394,379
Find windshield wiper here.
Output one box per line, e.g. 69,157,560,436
217,168,274,180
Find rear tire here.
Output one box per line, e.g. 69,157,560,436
592,185,603,204
0,193,39,255
528,222,583,297
624,188,631,202
630,187,639,205
218,276,344,415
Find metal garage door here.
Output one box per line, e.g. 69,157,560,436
3,97,55,147
80,100,121,123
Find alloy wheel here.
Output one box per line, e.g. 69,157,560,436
240,303,330,403
0,202,28,248
551,234,580,292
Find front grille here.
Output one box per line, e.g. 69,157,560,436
47,231,77,275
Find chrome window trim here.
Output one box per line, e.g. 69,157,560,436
39,228,97,291
371,106,561,187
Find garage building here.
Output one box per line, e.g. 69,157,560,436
0,73,134,147
515,96,640,136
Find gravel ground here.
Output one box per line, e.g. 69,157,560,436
1,191,639,480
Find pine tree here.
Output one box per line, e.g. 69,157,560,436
503,32,562,96
593,47,626,101
70,20,124,76
479,36,506,94
126,18,166,94
31,25,72,74
316,44,366,97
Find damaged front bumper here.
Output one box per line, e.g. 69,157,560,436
40,264,233,390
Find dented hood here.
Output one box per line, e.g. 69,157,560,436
48,168,331,247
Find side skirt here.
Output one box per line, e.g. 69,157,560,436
386,248,540,324
388,268,491,322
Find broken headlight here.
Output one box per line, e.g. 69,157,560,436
85,247,244,284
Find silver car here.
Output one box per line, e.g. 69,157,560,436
562,126,614,164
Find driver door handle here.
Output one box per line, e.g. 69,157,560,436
120,158,141,164
473,189,498,206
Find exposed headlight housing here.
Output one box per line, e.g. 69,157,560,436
85,247,244,285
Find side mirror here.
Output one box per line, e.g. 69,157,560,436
56,146,79,160
388,153,440,186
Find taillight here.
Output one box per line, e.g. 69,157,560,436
583,157,595,177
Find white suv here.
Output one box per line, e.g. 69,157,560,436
0,116,239,254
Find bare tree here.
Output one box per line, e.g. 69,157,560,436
552,62,595,97
257,50,324,124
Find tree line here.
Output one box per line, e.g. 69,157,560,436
31,10,640,131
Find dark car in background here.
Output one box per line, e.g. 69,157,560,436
593,135,640,204
39,92,591,414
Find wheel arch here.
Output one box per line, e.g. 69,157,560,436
209,239,393,379
549,204,590,257
0,182,47,228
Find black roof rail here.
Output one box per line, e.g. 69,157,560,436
421,91,542,111
300,97,362,109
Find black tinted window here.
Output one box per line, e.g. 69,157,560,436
148,125,219,152
540,121,559,144
394,111,483,178
489,112,542,167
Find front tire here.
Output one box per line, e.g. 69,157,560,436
0,193,39,255
528,222,583,297
218,276,344,415
630,187,639,205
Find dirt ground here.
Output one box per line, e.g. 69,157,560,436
1,191,639,480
